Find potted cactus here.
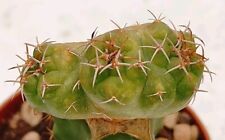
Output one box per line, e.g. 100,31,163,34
3,13,210,140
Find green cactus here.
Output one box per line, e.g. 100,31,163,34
11,13,207,140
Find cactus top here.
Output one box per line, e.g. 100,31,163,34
19,21,205,119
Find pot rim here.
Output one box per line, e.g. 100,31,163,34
183,107,210,140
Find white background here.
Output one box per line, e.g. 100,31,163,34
0,0,224,139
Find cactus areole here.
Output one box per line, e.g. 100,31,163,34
14,15,207,140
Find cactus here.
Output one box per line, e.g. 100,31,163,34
10,12,208,140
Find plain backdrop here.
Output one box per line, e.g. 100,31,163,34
0,0,224,139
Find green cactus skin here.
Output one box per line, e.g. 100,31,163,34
53,118,91,140
14,17,206,140
23,21,204,119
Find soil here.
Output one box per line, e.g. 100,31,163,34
0,113,53,140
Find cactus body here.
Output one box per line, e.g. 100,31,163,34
23,21,204,119
17,19,206,140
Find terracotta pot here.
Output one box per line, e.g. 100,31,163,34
0,92,210,140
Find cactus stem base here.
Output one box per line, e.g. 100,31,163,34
86,118,153,140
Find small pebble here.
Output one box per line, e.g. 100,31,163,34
20,102,43,127
22,131,41,140
174,124,191,140
9,113,20,129
163,113,178,129
191,125,199,140
156,137,168,140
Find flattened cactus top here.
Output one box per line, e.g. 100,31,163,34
14,19,207,119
